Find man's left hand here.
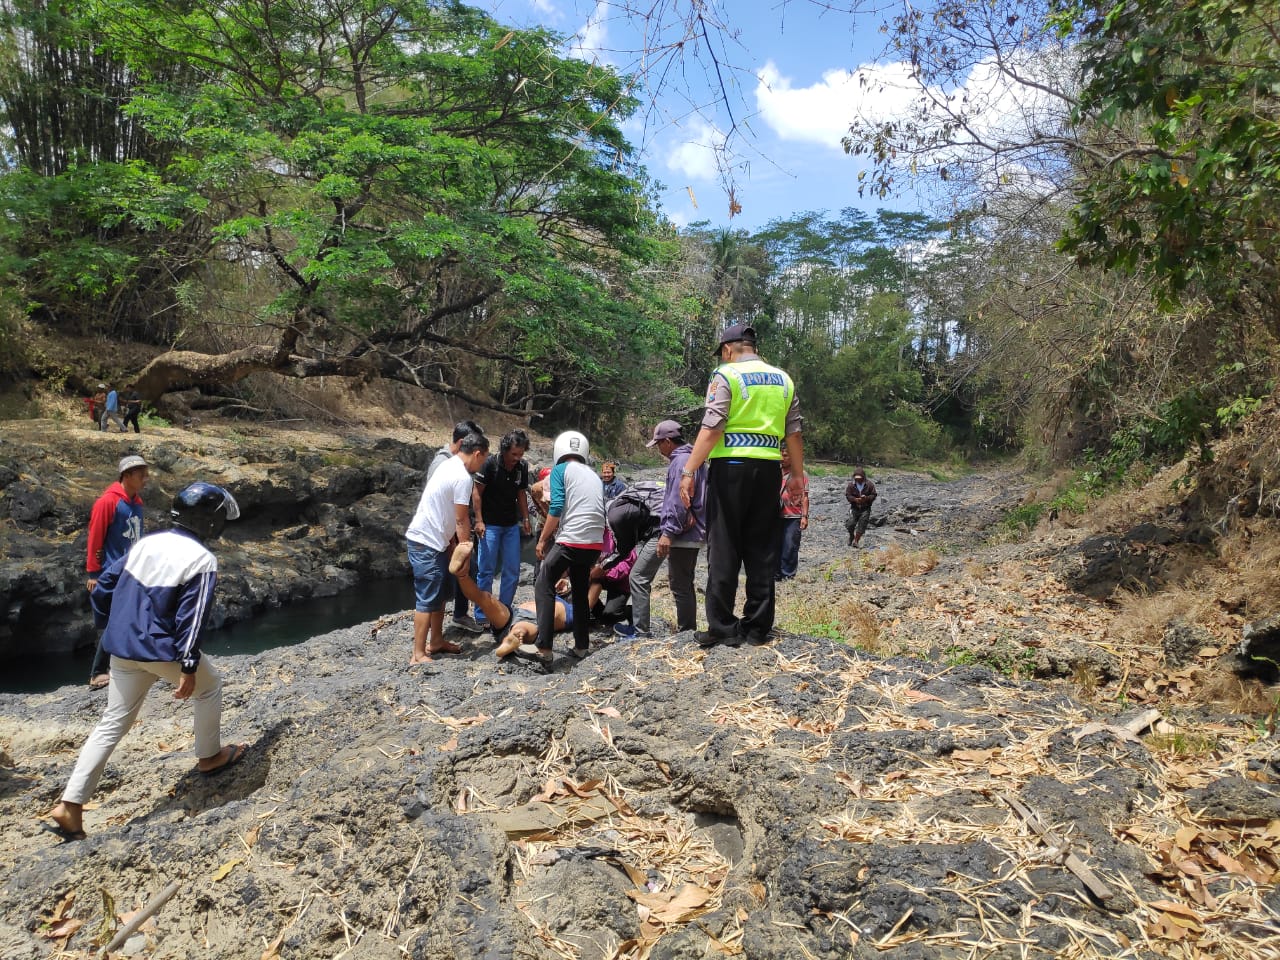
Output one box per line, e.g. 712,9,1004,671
174,673,196,700
656,534,672,558
536,539,548,561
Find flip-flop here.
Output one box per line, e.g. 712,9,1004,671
427,640,463,655
567,647,591,660
41,821,86,842
199,742,248,778
88,675,110,690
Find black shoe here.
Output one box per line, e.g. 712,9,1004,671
695,631,720,648
743,631,771,646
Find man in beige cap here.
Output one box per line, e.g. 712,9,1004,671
85,455,148,688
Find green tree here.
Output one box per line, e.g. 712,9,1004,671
1060,0,1280,322
1,0,676,417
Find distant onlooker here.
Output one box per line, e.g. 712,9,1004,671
426,420,485,634
121,384,143,434
600,461,625,501
845,467,878,548
405,432,489,663
776,447,810,580
100,384,127,433
89,385,107,428
471,429,531,627
85,455,149,689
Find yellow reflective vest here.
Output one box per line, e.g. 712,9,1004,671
708,358,793,460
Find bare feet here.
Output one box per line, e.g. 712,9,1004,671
428,640,462,655
410,653,433,665
449,540,474,576
47,801,85,839
88,674,110,690
495,630,521,658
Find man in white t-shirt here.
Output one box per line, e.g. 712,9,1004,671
405,433,489,664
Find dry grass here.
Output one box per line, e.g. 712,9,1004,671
876,543,941,577
1086,459,1193,532
837,599,890,654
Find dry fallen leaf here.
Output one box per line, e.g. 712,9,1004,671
48,891,75,922
40,918,83,940
567,779,603,798
902,690,943,703
1174,826,1199,852
595,706,622,719
260,931,284,960
1148,900,1204,923
652,884,712,923
952,748,999,763
211,858,242,882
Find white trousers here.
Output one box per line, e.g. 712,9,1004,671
61,656,222,805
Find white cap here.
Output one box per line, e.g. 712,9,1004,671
118,455,148,476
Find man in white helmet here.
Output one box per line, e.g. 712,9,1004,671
529,431,605,664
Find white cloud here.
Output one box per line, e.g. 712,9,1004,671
530,0,557,13
755,51,1073,169
754,62,876,149
665,119,726,181
568,1,609,63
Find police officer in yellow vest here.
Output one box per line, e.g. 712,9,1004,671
679,323,805,647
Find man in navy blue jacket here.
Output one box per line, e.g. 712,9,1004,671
46,482,246,841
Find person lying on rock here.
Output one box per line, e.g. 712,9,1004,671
449,540,573,661
45,482,248,842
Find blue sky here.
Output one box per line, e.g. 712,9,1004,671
477,0,937,231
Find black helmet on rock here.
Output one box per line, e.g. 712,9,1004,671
171,482,240,541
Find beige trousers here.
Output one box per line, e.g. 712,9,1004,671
61,656,222,805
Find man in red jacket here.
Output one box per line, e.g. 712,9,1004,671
85,455,148,689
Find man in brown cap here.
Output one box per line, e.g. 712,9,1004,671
614,419,707,639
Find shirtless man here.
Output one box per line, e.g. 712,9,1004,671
449,540,569,659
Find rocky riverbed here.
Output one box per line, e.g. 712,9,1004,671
2,447,1279,959
0,419,450,663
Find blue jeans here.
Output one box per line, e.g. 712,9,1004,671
407,540,449,613
777,516,803,579
476,523,521,622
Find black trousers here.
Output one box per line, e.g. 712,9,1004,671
534,542,598,652
705,458,783,641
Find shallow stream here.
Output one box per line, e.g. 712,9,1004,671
4,577,409,695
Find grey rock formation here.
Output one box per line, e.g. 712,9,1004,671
0,426,434,662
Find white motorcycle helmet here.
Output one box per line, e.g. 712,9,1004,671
553,430,590,465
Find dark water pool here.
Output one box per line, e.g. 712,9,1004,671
3,577,411,695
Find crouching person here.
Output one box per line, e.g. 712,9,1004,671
46,482,247,841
